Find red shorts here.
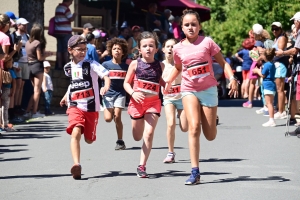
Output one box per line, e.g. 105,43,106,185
128,95,161,119
66,107,99,141
242,70,250,80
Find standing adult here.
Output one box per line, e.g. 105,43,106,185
127,26,141,62
164,9,238,185
24,23,52,119
271,22,289,119
145,3,161,32
11,18,30,115
80,23,94,39
54,0,76,69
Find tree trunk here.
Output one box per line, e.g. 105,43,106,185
19,0,45,32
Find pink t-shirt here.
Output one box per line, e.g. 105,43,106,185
0,31,10,47
173,36,220,92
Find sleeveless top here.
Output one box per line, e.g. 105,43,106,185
162,60,182,100
133,58,162,95
128,37,138,59
272,35,289,66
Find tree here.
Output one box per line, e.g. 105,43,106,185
19,0,45,31
197,0,300,53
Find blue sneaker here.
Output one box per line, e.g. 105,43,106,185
185,170,200,185
263,110,269,117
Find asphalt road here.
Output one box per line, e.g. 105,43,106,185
0,102,299,200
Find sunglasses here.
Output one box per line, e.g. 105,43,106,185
272,28,280,31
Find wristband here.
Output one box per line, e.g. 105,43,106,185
131,91,135,96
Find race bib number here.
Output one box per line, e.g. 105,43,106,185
137,79,160,95
163,84,181,96
71,88,94,101
109,70,126,79
187,62,210,79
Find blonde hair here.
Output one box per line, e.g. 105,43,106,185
254,29,271,41
0,14,10,31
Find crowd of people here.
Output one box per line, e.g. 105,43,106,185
1,0,300,185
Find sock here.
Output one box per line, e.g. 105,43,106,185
269,118,274,122
248,101,252,104
192,167,199,172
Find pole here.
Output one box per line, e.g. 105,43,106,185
116,0,120,28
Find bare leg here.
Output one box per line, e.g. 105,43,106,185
276,78,285,113
70,126,82,164
113,108,124,140
164,104,176,153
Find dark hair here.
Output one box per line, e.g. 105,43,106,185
29,23,46,51
106,38,128,60
162,38,177,48
137,31,159,49
265,48,276,61
86,32,95,42
180,9,201,25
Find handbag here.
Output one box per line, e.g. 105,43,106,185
2,70,12,84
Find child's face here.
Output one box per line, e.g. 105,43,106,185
68,44,87,62
44,67,51,73
163,40,175,59
181,14,201,39
139,38,158,60
112,44,123,60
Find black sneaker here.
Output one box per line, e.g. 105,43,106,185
289,127,300,136
289,118,297,125
137,165,149,178
115,140,126,150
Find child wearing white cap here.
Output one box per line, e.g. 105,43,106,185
42,61,54,115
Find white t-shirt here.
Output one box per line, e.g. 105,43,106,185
14,32,29,63
42,73,53,91
64,59,109,112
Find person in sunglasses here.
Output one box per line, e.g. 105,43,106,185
271,22,289,120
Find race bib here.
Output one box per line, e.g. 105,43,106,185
109,70,126,79
137,79,160,95
71,88,94,101
163,84,181,96
187,62,210,79
72,68,83,79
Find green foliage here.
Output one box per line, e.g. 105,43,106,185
197,0,300,53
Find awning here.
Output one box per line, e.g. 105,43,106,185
159,0,210,22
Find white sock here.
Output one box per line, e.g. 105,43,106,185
269,118,275,122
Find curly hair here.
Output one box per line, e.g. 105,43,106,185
106,38,128,60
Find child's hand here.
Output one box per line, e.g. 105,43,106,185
163,81,172,94
60,98,67,107
131,91,145,103
100,86,109,95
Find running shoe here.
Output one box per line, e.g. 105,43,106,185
294,122,300,127
288,118,297,125
280,111,287,119
163,152,176,163
185,169,200,185
262,120,276,127
115,140,126,150
137,165,149,178
31,113,45,119
70,164,82,180
256,107,265,114
242,101,252,108
288,127,300,136
23,112,31,119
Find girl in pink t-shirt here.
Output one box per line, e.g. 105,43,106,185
164,9,239,185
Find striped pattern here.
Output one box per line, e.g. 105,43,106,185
54,3,72,34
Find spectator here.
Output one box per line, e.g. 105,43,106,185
54,0,76,69
81,23,94,39
161,9,172,36
93,30,109,62
118,27,129,40
85,32,100,63
172,16,181,41
127,25,141,63
145,3,161,31
42,61,54,116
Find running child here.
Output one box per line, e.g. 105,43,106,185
60,35,110,180
253,48,277,127
161,38,188,163
123,31,165,178
102,38,129,150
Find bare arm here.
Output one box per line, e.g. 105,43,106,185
277,36,287,50
163,63,182,93
99,75,111,95
42,74,47,92
235,53,243,62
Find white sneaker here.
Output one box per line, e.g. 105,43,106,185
23,112,31,118
256,107,264,114
262,120,276,127
274,112,282,119
280,111,287,119
31,113,45,119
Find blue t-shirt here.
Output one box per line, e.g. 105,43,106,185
85,43,100,63
237,49,253,71
255,40,265,48
102,60,129,97
3,69,16,89
262,61,276,91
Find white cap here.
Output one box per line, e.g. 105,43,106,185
292,24,295,30
252,24,263,35
43,61,51,68
271,22,282,28
16,18,29,25
92,30,100,39
290,12,300,21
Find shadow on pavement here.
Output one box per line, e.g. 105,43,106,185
0,157,31,162
0,174,70,179
0,133,61,140
125,146,185,150
201,176,290,184
177,158,247,163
